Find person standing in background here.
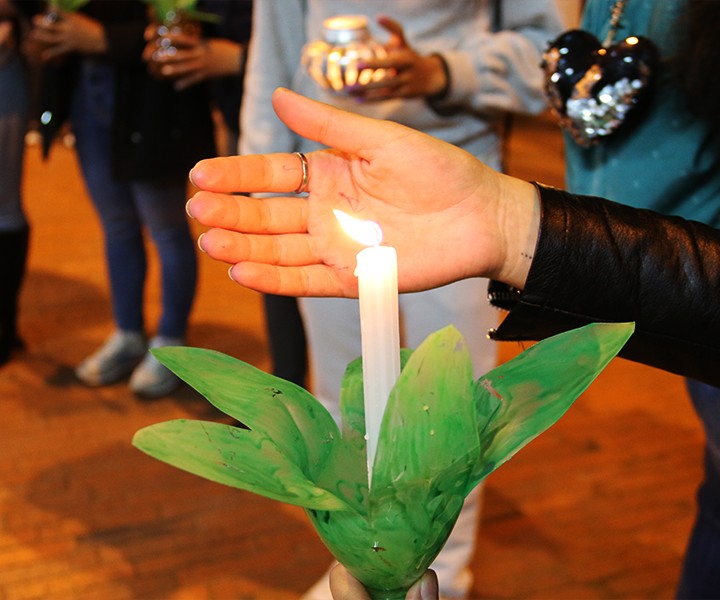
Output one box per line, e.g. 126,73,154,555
25,0,216,398
142,0,253,156
0,0,29,366
550,1,720,596
240,2,565,597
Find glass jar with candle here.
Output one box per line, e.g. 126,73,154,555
301,15,390,95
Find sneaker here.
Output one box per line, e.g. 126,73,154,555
129,335,183,399
75,330,147,386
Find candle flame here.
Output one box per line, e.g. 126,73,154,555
334,210,383,246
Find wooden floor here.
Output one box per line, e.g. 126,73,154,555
0,113,704,600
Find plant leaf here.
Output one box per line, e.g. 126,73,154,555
372,326,479,506
467,321,634,491
133,419,350,510
152,347,340,479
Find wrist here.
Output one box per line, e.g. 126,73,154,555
425,53,450,100
494,176,539,289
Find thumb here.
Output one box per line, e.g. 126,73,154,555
270,87,408,155
377,15,409,49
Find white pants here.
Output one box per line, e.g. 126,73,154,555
299,278,498,596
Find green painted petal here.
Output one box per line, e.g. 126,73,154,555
133,419,349,511
338,357,367,453
468,322,634,491
152,347,339,478
337,350,415,444
373,326,478,496
315,357,368,512
320,350,417,513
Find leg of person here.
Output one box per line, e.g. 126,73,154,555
70,62,147,386
676,380,720,599
263,294,308,387
128,175,198,398
298,296,362,423
0,224,29,365
0,57,30,365
401,278,498,599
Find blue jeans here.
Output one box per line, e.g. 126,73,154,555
0,56,28,231
70,61,196,339
676,379,720,599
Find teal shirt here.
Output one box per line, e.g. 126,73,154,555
564,0,720,227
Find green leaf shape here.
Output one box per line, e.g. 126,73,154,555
135,323,634,600
152,347,340,481
307,490,459,600
313,357,368,513
133,419,348,510
310,329,479,597
467,321,635,491
314,349,416,514
373,326,478,494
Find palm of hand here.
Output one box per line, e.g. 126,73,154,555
304,134,495,294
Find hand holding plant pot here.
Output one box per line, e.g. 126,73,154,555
142,0,225,85
23,0,102,65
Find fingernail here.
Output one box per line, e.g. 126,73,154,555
227,266,237,282
197,233,206,253
406,572,438,600
419,572,438,600
185,198,195,218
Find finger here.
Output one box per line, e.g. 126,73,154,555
154,47,205,65
229,263,350,298
187,192,308,233
198,228,317,267
190,152,311,194
376,15,408,49
144,24,158,41
270,87,409,156
357,56,413,71
406,570,439,600
328,563,373,600
42,43,71,61
157,32,202,49
173,72,205,91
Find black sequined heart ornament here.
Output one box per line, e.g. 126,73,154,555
542,29,659,146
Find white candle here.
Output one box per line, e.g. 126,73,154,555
334,210,401,487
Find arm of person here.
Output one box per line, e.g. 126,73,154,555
187,88,720,386
349,1,565,112
142,31,245,90
429,0,565,115
26,2,147,64
28,8,108,60
490,184,720,386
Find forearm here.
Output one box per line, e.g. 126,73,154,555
492,184,720,385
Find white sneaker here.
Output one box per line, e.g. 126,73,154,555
129,335,183,399
75,330,147,386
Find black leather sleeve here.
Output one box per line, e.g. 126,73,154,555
490,183,720,386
